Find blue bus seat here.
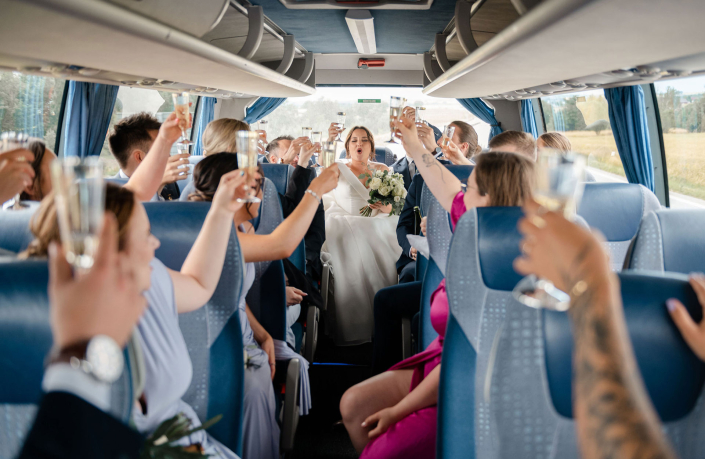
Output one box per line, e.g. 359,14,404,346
625,209,705,274
577,183,660,270
0,203,39,253
174,155,205,193
0,260,136,457
144,201,246,455
339,147,397,166
543,271,705,457
244,178,303,452
418,165,473,215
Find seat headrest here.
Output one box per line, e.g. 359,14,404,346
0,203,39,253
253,178,283,234
261,164,292,196
475,207,524,291
144,202,212,270
446,165,474,183
0,260,52,403
544,271,705,422
657,210,705,274
578,183,660,241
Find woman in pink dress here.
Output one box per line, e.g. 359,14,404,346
339,117,535,459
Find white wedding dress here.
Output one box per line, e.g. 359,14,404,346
322,161,402,345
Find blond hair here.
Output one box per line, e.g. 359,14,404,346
488,131,537,160
538,132,572,153
202,118,250,156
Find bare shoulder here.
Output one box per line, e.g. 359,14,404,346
368,161,390,172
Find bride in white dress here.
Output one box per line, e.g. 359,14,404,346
322,126,402,345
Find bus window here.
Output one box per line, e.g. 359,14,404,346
100,87,198,176
540,90,625,183
654,76,705,209
0,71,65,150
263,87,490,160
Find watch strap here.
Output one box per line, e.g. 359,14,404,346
46,340,90,368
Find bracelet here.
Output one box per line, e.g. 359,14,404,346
306,189,322,204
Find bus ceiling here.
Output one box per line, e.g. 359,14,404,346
0,0,704,101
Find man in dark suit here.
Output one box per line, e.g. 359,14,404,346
391,121,443,189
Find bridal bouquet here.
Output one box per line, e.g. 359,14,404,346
358,169,407,217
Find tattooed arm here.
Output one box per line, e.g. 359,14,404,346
394,118,462,212
514,200,677,459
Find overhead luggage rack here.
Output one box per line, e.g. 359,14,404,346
0,0,315,98
423,0,705,99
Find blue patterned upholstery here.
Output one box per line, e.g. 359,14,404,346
0,203,39,253
144,202,245,454
261,164,293,196
419,165,473,215
0,260,135,458
577,183,660,270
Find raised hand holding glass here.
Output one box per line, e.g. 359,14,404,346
235,131,261,203
1,131,30,210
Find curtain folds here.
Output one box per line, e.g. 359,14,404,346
604,86,655,191
192,97,216,156
244,97,286,124
456,98,503,142
520,99,539,139
63,81,119,158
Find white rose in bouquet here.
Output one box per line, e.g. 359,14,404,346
394,196,401,202
370,177,382,190
379,186,391,196
359,169,407,217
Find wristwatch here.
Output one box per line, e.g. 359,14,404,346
47,335,124,384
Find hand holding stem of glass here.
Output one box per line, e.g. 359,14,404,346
320,142,337,168
50,157,105,271
235,131,261,203
1,131,30,210
171,92,191,145
336,112,346,141
512,150,586,311
441,125,455,148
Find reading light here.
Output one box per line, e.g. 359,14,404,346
345,10,376,55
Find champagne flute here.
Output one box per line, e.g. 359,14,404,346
319,141,337,169
336,112,346,142
441,125,456,148
235,131,261,204
257,120,268,149
512,150,587,311
388,97,405,143
1,131,30,210
415,106,426,125
50,157,105,271
171,92,191,150
311,131,323,165
302,127,312,140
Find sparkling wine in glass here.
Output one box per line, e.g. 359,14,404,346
311,131,323,164
336,112,346,142
302,127,313,141
388,97,406,143
1,131,30,210
235,131,261,204
415,106,426,125
319,141,337,169
441,125,456,148
257,120,268,149
171,92,191,150
512,150,587,311
50,157,105,271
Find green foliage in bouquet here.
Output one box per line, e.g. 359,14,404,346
141,412,223,458
358,169,407,217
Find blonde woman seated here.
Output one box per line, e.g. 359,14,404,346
537,131,596,181
322,126,403,346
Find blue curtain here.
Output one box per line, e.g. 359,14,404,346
63,81,119,158
456,98,503,142
244,97,286,124
192,97,217,156
520,99,538,139
604,86,654,191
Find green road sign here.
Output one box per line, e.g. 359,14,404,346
358,99,381,103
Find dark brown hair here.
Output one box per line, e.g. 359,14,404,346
108,112,161,169
474,151,534,207
488,131,537,160
20,138,47,201
22,184,136,258
344,126,376,161
450,121,482,158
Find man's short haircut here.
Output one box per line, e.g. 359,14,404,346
108,112,161,169
266,135,295,155
488,130,537,160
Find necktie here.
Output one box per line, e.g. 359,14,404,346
409,160,416,178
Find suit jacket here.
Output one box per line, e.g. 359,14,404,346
279,166,325,283
395,159,451,273
19,392,143,459
160,182,180,201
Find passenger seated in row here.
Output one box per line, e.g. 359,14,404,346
22,166,253,457
488,130,537,160
0,146,35,205
436,120,484,166
265,135,293,164
341,116,534,458
538,131,596,181
107,112,190,201
19,139,57,203
189,152,340,457
200,118,248,156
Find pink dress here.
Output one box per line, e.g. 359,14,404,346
360,192,466,459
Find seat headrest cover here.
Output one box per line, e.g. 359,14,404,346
426,191,453,276
476,207,524,291
261,164,292,196
446,165,474,183
543,271,705,422
145,202,212,270
577,183,659,241
657,210,705,274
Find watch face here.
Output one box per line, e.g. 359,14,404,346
86,335,124,384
